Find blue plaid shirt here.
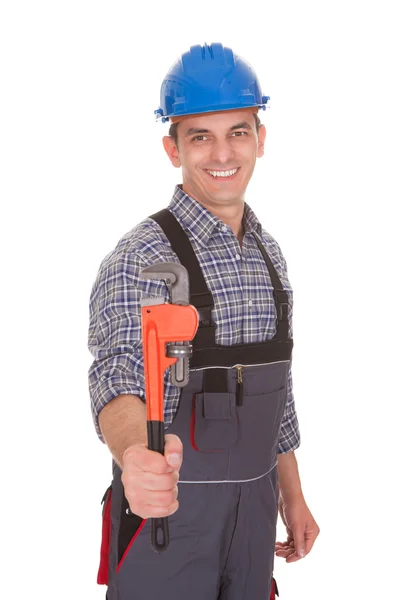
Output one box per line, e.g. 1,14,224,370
88,184,300,454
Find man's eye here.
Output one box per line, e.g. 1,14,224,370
232,131,247,137
193,135,207,141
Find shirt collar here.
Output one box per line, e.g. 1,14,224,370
167,184,263,249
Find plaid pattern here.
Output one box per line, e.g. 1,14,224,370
88,184,300,453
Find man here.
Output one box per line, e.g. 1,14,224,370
88,42,319,600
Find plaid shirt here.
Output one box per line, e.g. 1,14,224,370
88,184,300,454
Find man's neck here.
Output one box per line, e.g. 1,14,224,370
181,184,245,244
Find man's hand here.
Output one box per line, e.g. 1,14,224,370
275,495,320,562
121,433,183,519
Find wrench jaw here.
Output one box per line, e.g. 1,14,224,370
139,262,190,305
140,263,194,387
140,296,166,307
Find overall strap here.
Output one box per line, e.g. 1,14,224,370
149,209,217,349
252,232,290,340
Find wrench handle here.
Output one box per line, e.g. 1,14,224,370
147,420,170,552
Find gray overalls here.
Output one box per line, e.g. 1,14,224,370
97,209,291,599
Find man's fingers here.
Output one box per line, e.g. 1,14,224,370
276,529,305,561
122,435,184,475
138,500,179,519
138,470,179,491
143,486,179,507
123,445,172,474
275,540,294,548
275,548,290,557
275,538,295,560
121,441,183,519
286,553,301,563
275,547,298,561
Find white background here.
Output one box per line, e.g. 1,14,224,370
1,1,399,598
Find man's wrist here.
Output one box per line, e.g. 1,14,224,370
278,485,304,503
277,450,304,502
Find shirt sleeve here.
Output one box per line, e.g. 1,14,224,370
87,249,169,443
277,359,300,453
275,246,301,454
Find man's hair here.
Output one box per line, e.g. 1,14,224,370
168,112,262,148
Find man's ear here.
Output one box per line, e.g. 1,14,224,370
256,124,266,158
162,136,181,168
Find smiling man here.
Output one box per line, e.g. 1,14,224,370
88,42,319,600
163,108,264,248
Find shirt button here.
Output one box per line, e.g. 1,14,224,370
221,225,227,232
248,299,253,307
235,253,241,260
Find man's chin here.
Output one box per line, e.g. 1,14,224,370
182,180,246,204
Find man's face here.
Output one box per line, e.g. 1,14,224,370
163,109,266,208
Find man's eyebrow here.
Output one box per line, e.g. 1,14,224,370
229,121,252,131
185,127,210,136
184,121,253,137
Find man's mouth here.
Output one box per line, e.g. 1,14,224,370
204,167,240,180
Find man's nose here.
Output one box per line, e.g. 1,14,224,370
209,137,235,165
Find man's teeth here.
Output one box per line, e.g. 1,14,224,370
206,168,238,178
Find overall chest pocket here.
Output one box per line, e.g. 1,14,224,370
192,392,237,451
228,386,288,479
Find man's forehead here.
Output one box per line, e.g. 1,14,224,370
180,109,258,133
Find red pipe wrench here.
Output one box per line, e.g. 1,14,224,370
139,262,199,552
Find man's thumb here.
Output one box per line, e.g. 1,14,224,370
293,526,306,558
166,453,181,468
164,434,183,469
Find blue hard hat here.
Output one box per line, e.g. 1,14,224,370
155,43,270,123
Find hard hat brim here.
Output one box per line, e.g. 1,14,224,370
170,106,260,124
